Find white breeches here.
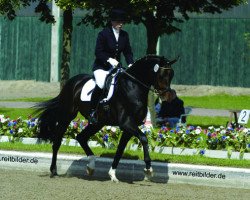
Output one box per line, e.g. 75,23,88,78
93,69,110,89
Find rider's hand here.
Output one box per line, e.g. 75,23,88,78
107,58,119,68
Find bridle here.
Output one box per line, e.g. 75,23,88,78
153,65,173,95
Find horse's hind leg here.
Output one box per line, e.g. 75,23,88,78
50,121,70,177
76,124,103,175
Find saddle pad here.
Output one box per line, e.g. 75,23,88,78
80,79,95,101
80,78,115,102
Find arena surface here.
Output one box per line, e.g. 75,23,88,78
0,169,249,200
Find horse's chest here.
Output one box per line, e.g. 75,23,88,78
133,99,143,108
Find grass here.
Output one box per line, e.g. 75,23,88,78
182,94,250,110
0,142,249,168
0,107,84,121
0,108,36,119
0,97,51,102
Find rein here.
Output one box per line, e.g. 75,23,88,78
121,65,172,95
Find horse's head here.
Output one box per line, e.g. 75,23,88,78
153,56,177,95
125,55,177,94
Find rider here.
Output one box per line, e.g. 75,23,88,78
89,8,134,123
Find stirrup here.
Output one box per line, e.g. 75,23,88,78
89,110,98,124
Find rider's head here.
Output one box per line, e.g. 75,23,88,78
110,9,127,31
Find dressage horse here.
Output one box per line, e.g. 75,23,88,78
35,55,176,182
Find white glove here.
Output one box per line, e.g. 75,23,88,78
107,58,119,67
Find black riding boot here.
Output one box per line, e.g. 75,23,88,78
89,85,103,124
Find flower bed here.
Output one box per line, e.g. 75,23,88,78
0,114,249,158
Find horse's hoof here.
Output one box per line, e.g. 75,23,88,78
86,166,95,176
108,167,119,183
144,167,154,181
50,170,58,178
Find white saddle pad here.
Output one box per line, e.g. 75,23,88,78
80,78,115,102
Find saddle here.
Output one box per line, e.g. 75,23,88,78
80,67,122,104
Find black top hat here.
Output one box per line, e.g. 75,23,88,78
110,9,127,21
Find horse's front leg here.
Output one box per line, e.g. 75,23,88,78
140,134,153,181
135,129,153,181
109,133,132,182
76,124,103,175
113,121,153,182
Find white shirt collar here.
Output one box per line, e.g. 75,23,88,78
112,27,119,41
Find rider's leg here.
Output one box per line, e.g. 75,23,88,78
89,69,109,123
89,85,103,123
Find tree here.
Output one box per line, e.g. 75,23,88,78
0,0,55,22
81,0,247,54
53,1,86,88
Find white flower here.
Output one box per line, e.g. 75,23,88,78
221,130,226,134
111,127,117,132
215,128,220,132
18,128,23,133
220,126,224,129
70,121,74,127
208,126,214,130
0,115,6,123
106,126,111,130
195,129,201,134
0,117,7,123
242,128,248,133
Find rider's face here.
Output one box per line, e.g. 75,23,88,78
111,21,123,31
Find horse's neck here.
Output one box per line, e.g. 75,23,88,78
118,74,150,102
119,57,159,101
126,63,152,87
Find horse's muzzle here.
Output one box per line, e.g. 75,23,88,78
155,87,171,96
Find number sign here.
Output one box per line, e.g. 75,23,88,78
238,110,250,124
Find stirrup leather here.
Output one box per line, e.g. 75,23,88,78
89,109,98,124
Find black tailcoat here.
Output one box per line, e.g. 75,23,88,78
93,27,134,71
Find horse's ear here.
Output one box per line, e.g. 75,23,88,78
168,55,180,65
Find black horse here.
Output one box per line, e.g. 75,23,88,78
35,55,176,182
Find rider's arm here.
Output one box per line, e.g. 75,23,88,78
95,31,110,64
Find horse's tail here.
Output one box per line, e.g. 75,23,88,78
34,95,62,141
34,74,90,141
